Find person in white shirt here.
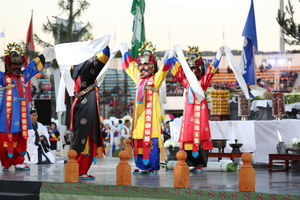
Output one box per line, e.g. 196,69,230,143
25,109,56,164
120,119,131,150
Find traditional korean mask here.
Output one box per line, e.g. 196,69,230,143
7,63,23,77
3,44,25,77
190,66,203,79
136,41,158,78
186,46,204,79
139,62,154,78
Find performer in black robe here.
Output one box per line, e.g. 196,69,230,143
69,46,110,180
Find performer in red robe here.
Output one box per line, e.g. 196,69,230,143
169,46,220,171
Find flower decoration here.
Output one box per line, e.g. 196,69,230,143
185,46,201,57
138,41,156,56
136,41,158,66
2,42,26,65
185,46,204,68
163,140,180,148
4,42,25,56
136,54,156,65
291,138,300,148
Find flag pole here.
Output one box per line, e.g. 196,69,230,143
252,45,257,86
222,25,225,75
3,28,5,49
168,27,171,49
252,0,257,86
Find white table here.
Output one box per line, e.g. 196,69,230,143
170,119,300,163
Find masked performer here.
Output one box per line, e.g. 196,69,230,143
70,46,110,180
120,41,173,175
169,46,220,171
0,43,53,171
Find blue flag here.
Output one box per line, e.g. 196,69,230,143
239,0,257,85
0,30,4,38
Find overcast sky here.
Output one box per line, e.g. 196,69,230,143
0,0,299,54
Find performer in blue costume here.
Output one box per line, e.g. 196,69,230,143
0,43,54,171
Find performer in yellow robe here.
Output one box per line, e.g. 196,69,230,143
121,42,172,175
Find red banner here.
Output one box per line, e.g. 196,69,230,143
25,11,35,103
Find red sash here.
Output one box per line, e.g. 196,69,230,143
142,76,154,162
4,75,28,154
95,83,105,155
192,98,201,153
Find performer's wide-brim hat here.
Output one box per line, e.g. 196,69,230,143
109,116,119,127
122,115,132,123
103,119,112,127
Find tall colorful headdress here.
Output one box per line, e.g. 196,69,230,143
185,46,204,69
136,41,157,66
3,42,26,66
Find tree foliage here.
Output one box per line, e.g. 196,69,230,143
35,0,92,47
276,0,300,46
32,0,92,68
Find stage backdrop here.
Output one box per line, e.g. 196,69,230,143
34,99,52,126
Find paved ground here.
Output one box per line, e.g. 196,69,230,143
1,156,300,195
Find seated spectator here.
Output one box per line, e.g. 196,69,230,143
48,122,60,158
63,130,71,158
25,109,56,164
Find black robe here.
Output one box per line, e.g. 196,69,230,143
70,50,108,153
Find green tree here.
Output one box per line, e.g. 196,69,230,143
276,0,300,46
31,0,92,69
35,0,92,46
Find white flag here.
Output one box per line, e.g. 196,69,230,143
0,31,5,38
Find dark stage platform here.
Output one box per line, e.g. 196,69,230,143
1,157,300,199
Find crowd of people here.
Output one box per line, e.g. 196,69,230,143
255,70,299,92
166,72,185,96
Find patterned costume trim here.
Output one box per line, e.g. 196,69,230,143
4,75,28,155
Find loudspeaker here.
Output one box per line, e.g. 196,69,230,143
34,99,51,126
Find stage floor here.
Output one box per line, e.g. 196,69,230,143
1,157,300,196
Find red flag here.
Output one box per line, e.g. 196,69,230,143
25,11,35,102
26,11,35,51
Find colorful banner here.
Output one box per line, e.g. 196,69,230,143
25,11,35,102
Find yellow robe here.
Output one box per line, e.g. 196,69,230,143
122,52,172,169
